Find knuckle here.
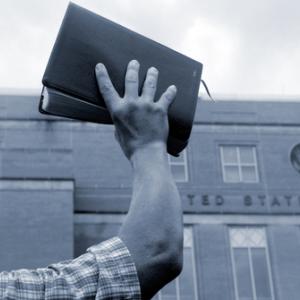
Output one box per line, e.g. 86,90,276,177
154,104,166,115
128,101,139,110
145,77,157,89
101,82,113,94
165,90,173,99
165,90,175,101
126,71,138,83
142,101,153,111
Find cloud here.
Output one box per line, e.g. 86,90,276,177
0,0,300,98
180,17,240,93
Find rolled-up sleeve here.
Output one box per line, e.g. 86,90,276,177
0,237,141,299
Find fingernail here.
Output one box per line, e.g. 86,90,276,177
130,59,139,67
96,63,104,72
170,85,177,92
149,67,158,74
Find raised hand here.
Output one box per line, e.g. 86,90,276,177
95,59,177,160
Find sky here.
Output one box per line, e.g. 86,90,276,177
0,0,300,99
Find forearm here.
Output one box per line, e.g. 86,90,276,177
118,142,183,298
127,143,182,245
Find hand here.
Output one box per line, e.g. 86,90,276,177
95,59,177,160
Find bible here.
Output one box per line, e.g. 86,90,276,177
39,2,203,156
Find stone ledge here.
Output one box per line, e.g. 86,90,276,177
0,179,74,190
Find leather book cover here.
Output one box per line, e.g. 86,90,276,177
40,2,203,156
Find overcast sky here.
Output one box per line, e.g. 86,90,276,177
0,0,300,99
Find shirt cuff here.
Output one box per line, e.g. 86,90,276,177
87,237,141,299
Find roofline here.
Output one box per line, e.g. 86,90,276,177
0,87,42,96
199,93,300,102
0,89,300,103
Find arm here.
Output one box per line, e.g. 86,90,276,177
0,60,182,300
0,238,140,299
95,60,183,299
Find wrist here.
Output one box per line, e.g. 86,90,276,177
130,141,169,171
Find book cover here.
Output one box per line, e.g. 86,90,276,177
40,2,203,156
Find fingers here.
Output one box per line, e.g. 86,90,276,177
157,85,177,111
142,67,159,101
125,60,140,99
95,63,119,112
96,60,177,114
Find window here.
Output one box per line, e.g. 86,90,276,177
220,145,259,183
229,227,275,300
168,150,188,182
153,227,198,300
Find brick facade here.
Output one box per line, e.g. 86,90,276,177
1,93,300,299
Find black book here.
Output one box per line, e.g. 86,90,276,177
39,2,203,156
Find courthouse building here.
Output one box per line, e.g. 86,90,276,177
1,92,300,300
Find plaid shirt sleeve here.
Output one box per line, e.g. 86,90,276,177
0,237,141,299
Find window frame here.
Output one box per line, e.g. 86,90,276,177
168,149,189,183
229,226,275,300
220,145,259,183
